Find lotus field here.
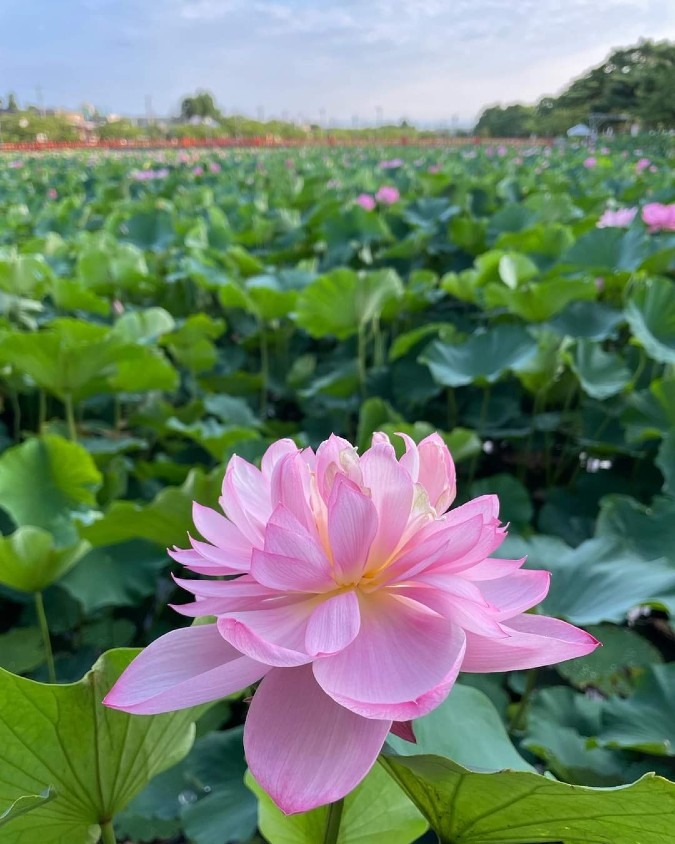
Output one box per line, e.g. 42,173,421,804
1,140,675,844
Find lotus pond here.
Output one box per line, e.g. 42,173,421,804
1,140,675,843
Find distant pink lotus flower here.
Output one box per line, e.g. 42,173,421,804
105,433,598,814
8,160,24,169
583,157,597,168
497,145,508,157
642,202,675,232
47,188,58,200
209,162,221,173
597,207,637,229
635,157,651,174
193,166,204,176
427,164,441,173
379,158,404,169
375,185,400,205
355,193,376,211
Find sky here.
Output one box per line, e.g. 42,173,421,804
1,0,674,126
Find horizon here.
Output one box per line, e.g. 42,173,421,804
1,1,674,126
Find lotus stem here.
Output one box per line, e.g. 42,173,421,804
64,393,77,442
323,797,344,844
100,819,117,844
259,321,269,418
34,591,56,684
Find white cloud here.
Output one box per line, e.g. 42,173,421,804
179,0,240,20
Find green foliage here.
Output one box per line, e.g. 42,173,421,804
0,649,202,842
247,764,427,844
381,756,675,844
0,140,674,843
475,39,675,135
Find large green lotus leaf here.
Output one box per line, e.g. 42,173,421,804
295,268,403,339
0,320,121,401
501,534,675,623
562,226,648,272
388,683,533,773
119,209,176,252
623,378,675,442
110,307,176,344
0,526,89,593
241,271,311,322
497,252,539,288
0,435,102,546
381,755,675,844
203,394,259,428
246,761,427,844
513,327,565,394
595,494,675,564
388,323,457,362
77,240,149,293
0,252,55,297
421,325,538,387
222,245,266,278
484,277,596,321
625,277,675,364
106,345,179,393
162,314,226,373
495,223,575,258
0,789,56,828
548,300,624,340
0,649,200,844
556,623,663,696
166,418,259,461
656,427,675,493
403,197,459,232
80,467,223,550
49,279,110,317
596,664,675,755
569,339,631,400
522,687,660,787
0,627,46,674
59,540,169,613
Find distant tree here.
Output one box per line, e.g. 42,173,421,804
554,39,675,128
7,93,18,113
474,104,535,137
180,91,221,121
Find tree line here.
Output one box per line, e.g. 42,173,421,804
475,39,675,136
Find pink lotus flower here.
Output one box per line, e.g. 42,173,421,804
193,166,204,176
583,156,597,168
379,158,404,169
209,162,221,173
642,202,675,233
635,157,651,174
375,185,400,205
355,193,376,211
47,188,58,200
597,207,637,229
104,434,598,814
